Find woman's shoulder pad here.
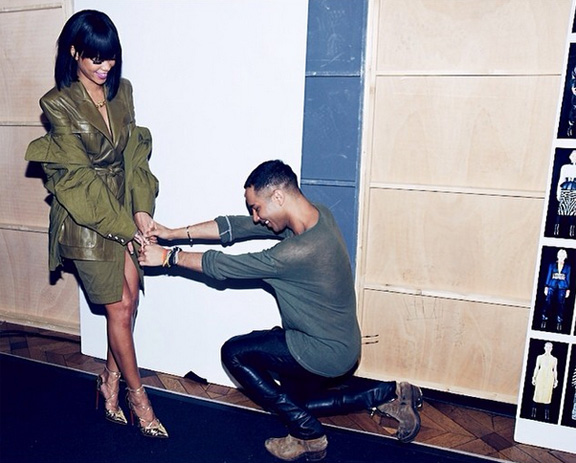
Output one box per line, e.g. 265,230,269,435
119,78,133,90
40,86,62,103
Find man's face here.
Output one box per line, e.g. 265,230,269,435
244,186,285,232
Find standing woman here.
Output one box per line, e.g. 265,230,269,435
25,10,168,438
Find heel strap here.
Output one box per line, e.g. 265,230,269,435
127,385,150,412
126,386,158,428
127,385,145,395
105,366,122,381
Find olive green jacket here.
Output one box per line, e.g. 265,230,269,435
25,79,159,271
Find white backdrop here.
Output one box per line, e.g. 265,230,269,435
75,0,308,386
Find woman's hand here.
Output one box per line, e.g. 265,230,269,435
127,231,148,255
134,212,157,244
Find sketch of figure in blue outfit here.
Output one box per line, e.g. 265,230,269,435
541,249,571,332
554,150,576,238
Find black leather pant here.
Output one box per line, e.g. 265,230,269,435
221,327,396,439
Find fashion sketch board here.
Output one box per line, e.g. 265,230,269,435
515,0,576,453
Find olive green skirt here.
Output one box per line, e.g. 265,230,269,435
72,250,143,305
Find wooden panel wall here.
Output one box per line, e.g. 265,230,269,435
360,291,529,403
356,0,573,402
0,1,79,334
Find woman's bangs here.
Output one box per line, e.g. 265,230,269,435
79,29,121,61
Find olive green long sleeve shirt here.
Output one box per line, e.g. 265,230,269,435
202,205,361,378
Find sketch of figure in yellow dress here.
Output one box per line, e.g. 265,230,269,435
531,342,558,421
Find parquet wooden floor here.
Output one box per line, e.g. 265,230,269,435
1,321,575,463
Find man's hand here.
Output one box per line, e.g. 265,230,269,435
145,221,173,241
138,243,167,267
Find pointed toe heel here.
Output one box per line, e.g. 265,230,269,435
126,385,169,438
95,367,127,425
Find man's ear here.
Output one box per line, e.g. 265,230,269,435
272,189,285,206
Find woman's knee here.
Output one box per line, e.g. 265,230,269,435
105,295,138,325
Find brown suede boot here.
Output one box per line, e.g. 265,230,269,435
264,434,328,461
375,381,422,443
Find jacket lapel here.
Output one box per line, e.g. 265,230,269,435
107,94,125,146
69,81,115,145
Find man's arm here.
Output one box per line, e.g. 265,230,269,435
147,220,220,242
138,243,204,273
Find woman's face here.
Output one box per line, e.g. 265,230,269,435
72,48,116,88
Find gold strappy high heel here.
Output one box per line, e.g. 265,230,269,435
96,367,128,425
126,385,169,438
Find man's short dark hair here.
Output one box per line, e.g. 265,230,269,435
244,160,300,193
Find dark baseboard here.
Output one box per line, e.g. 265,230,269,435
422,387,517,418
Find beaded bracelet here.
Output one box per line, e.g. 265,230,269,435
169,247,182,267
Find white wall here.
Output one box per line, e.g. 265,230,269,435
75,0,309,386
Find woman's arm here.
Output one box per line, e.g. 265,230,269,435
138,243,204,273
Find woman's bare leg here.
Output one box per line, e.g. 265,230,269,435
104,251,141,388
100,251,166,436
99,252,152,420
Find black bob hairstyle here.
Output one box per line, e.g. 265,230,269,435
54,9,122,99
